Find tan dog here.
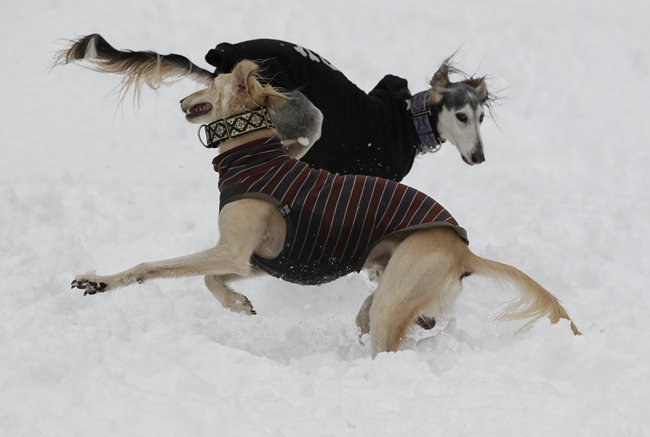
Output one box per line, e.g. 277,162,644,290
72,60,580,358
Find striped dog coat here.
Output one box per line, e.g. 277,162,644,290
213,136,468,286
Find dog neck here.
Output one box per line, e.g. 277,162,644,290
198,106,276,150
217,128,278,154
411,90,442,153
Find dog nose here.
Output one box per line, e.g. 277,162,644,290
471,153,485,164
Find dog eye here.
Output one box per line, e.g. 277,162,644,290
455,113,468,123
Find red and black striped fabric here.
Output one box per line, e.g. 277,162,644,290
213,136,468,285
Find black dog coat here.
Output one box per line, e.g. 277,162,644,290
205,39,426,182
214,136,468,286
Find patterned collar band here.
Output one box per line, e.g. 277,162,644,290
198,107,275,148
410,91,441,152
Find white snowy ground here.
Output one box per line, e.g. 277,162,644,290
1,0,649,435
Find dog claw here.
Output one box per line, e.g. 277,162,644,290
228,295,256,315
244,297,256,315
72,279,87,289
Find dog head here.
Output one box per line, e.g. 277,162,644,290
55,34,323,151
427,59,491,165
181,60,287,122
182,60,322,158
182,60,319,159
181,69,323,154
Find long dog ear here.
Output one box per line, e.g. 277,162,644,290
427,59,451,105
54,34,215,103
230,60,260,97
230,60,288,109
462,77,489,103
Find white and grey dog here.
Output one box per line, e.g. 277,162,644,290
55,34,495,182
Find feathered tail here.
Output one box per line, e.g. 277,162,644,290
465,252,581,335
53,33,215,103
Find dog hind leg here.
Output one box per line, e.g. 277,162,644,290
369,231,461,357
355,293,374,337
356,291,438,340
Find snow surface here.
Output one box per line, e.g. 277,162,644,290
2,0,650,435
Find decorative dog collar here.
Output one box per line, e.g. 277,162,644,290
410,91,441,152
198,107,275,148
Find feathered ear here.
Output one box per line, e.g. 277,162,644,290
53,34,215,104
228,60,288,109
230,60,260,97
427,58,451,105
462,77,489,102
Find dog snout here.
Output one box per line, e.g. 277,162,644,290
471,152,485,164
469,143,485,164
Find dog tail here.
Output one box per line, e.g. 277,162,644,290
465,252,581,335
53,33,215,103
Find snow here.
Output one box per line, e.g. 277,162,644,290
1,0,649,435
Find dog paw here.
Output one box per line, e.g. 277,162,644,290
72,278,108,296
226,293,256,315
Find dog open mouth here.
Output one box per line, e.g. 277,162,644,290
185,102,213,119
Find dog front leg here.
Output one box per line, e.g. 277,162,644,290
204,274,256,314
72,199,278,296
71,245,253,295
203,268,267,315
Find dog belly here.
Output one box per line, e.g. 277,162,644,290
252,254,357,286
